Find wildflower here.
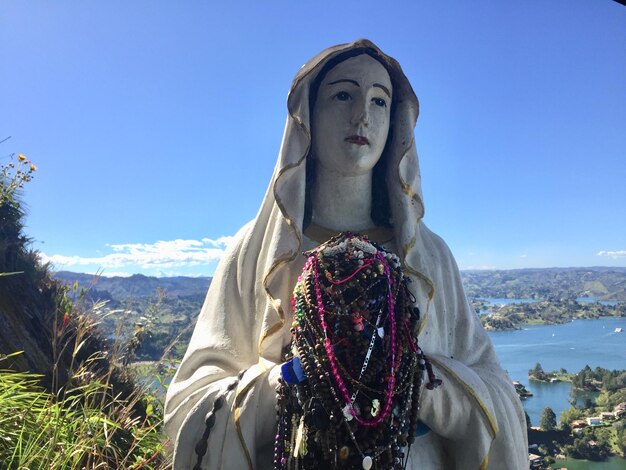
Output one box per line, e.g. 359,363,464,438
29,163,38,171
61,312,70,330
17,153,28,162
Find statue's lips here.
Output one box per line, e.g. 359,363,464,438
345,135,369,146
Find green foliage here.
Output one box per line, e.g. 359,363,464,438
563,426,614,461
0,330,171,469
556,364,626,461
530,362,547,381
605,388,626,411
614,420,626,455
571,365,626,392
559,407,585,426
0,287,176,468
540,407,557,431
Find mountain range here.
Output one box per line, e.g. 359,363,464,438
53,266,626,304
53,271,211,302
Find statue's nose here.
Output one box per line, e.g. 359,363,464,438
351,101,370,127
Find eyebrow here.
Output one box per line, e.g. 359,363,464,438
374,83,391,98
327,79,391,98
328,79,360,87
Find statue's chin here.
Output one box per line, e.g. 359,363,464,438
318,149,382,176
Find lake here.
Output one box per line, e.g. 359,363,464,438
554,456,626,469
488,316,626,425
490,316,626,468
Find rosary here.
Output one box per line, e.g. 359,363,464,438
274,233,441,470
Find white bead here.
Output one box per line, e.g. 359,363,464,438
362,456,373,469
343,404,354,421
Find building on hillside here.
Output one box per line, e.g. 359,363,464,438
570,420,587,430
586,417,602,426
528,453,542,469
600,411,615,421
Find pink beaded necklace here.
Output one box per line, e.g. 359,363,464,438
312,250,397,427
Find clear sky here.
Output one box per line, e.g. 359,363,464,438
2,1,625,277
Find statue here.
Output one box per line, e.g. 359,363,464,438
164,39,528,469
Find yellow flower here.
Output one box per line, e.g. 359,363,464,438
29,163,38,171
17,154,28,162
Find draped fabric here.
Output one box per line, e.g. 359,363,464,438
164,39,528,469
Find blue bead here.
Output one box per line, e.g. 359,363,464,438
281,357,307,385
415,420,430,437
292,355,306,382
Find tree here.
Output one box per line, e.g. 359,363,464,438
540,407,557,431
560,407,584,425
615,420,626,455
530,362,546,380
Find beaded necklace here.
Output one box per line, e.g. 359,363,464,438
274,233,441,470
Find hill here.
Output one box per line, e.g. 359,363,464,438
51,272,212,361
462,267,626,301
53,271,211,301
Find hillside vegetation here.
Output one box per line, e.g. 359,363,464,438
0,154,172,469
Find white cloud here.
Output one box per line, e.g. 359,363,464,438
597,250,626,259
462,265,497,270
41,236,234,271
202,236,235,248
87,271,134,278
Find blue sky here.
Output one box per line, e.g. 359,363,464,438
2,1,625,277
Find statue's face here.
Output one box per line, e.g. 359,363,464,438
312,54,392,176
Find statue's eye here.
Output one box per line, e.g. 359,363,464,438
372,97,387,108
334,91,351,101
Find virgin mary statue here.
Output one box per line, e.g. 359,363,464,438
165,39,528,469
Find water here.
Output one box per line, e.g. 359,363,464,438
488,317,626,425
555,457,626,469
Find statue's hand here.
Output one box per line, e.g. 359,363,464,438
417,361,474,441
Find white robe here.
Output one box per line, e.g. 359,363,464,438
164,39,528,470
